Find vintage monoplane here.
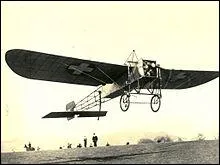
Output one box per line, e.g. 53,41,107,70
5,49,219,120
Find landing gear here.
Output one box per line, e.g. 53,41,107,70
119,66,162,113
150,95,161,112
146,83,154,94
120,93,130,112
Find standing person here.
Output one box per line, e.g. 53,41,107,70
83,136,87,148
28,142,31,149
92,133,98,147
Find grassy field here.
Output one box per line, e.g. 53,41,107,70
1,140,219,164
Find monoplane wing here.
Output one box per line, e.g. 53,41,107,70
42,111,107,118
105,67,219,98
5,49,127,86
159,68,219,89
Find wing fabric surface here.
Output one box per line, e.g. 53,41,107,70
42,111,107,118
103,68,219,99
160,68,219,89
5,49,127,86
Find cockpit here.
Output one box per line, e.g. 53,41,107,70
142,59,157,77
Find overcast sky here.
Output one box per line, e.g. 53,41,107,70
1,1,219,152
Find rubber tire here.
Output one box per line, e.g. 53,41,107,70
150,95,161,112
120,94,130,112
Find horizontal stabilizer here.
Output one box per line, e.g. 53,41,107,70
42,111,107,118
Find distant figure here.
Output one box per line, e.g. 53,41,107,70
92,133,98,147
106,142,110,146
24,143,35,151
126,142,129,145
59,146,62,149
89,143,93,147
77,143,82,148
84,136,87,147
37,146,40,151
67,143,72,148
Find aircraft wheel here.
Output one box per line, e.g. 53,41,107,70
150,95,161,112
120,94,130,112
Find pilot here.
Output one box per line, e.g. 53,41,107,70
144,62,154,76
143,63,149,75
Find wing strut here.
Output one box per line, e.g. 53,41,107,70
98,90,102,120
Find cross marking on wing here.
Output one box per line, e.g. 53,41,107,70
68,63,94,75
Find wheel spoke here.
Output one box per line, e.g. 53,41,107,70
150,95,161,112
120,93,130,112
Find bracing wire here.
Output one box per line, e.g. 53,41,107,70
124,50,139,65
96,66,120,87
62,62,108,85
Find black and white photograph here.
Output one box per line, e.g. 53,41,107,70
1,1,219,164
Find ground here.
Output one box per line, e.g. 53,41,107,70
1,140,219,164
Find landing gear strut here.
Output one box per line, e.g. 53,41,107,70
119,66,162,113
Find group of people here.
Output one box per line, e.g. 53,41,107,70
24,142,40,151
58,133,99,149
82,133,98,148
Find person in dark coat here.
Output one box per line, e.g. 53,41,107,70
92,133,98,147
83,136,87,147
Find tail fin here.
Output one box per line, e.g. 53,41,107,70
66,101,76,121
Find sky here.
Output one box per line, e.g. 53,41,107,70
1,1,219,152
